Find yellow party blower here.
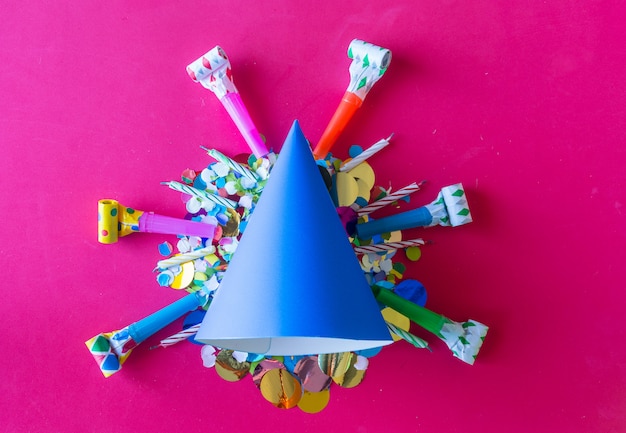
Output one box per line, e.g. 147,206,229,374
97,199,217,244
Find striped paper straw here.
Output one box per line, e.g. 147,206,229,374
358,181,424,216
202,147,260,183
354,238,425,255
340,134,393,172
162,181,238,210
153,323,201,349
156,246,216,270
386,322,430,350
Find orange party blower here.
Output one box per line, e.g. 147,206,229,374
313,39,392,160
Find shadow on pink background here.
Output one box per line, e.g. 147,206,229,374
1,1,625,432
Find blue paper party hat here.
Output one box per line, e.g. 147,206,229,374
196,120,393,355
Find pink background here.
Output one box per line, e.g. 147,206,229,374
1,1,625,432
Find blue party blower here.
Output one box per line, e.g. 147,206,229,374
355,183,473,239
86,291,209,377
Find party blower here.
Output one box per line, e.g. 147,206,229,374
97,199,217,244
372,285,488,365
354,184,473,240
187,46,269,158
85,291,209,377
312,39,392,160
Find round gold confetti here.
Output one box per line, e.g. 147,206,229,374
381,307,410,342
387,230,402,243
259,369,302,409
169,260,194,289
318,352,354,384
220,208,241,237
335,359,366,389
297,390,331,413
214,350,250,382
252,358,285,387
336,172,359,206
347,161,375,190
355,178,371,202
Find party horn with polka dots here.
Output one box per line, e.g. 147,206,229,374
85,291,209,377
97,199,217,244
313,39,392,160
355,183,472,240
187,46,269,158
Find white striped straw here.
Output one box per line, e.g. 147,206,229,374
153,323,201,349
340,133,393,172
202,147,260,183
156,246,216,269
162,180,238,210
354,238,425,255
357,181,423,216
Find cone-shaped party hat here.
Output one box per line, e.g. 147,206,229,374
196,120,393,355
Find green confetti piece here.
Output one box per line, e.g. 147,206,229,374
392,262,406,274
405,246,422,261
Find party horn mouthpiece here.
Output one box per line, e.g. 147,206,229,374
97,199,217,244
187,46,269,158
85,292,209,377
313,39,392,160
355,183,472,239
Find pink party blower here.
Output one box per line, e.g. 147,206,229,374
187,46,269,158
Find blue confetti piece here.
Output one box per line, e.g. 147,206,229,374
394,279,427,307
348,144,364,158
355,346,382,358
158,241,173,256
193,176,207,190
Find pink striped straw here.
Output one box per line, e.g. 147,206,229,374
354,238,425,254
358,181,424,216
152,323,201,349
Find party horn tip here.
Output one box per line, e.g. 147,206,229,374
85,329,137,378
438,183,473,227
186,45,232,87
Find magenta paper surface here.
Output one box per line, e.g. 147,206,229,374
1,1,625,432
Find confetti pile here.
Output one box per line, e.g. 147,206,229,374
150,142,486,412
89,39,489,414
